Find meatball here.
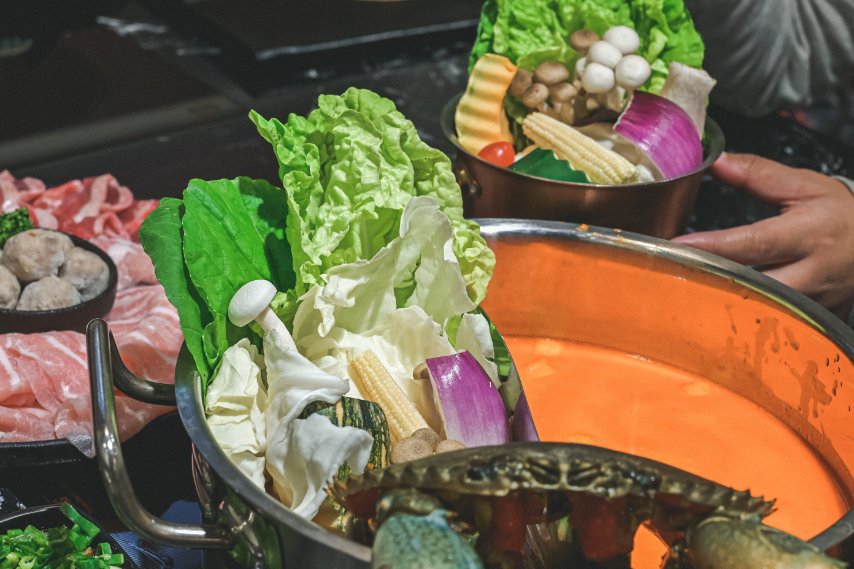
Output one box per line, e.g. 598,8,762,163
1,229,74,282
17,275,81,311
60,247,109,301
0,265,20,309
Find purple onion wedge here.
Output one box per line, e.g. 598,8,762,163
425,351,511,447
614,91,703,180
511,391,539,442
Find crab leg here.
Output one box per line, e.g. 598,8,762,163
684,516,845,569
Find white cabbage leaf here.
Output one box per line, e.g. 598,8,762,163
205,339,267,488
263,328,373,519
291,196,495,417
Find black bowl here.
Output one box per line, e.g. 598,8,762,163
0,231,118,334
0,502,140,569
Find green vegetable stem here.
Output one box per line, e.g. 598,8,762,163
0,503,124,568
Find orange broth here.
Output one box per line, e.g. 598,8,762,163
507,335,850,567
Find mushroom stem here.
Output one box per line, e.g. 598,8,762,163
257,308,297,350
228,279,297,350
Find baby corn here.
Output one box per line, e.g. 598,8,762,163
522,112,639,185
349,350,428,442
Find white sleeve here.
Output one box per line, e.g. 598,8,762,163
685,0,854,116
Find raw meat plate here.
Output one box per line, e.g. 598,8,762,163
0,171,178,456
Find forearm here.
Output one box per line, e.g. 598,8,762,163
685,0,854,116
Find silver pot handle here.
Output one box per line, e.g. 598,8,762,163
87,318,232,549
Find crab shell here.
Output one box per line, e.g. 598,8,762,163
330,442,775,561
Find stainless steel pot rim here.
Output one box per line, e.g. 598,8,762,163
440,93,726,189
176,354,373,562
178,218,854,556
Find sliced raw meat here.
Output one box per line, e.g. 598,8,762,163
0,171,177,456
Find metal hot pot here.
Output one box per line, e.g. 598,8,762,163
88,219,854,568
441,94,725,239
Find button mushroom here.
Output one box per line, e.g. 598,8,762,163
603,25,641,55
581,62,615,94
615,54,652,90
588,40,623,69
228,279,297,350
521,83,549,108
533,61,569,86
508,68,534,98
569,29,599,52
549,82,577,102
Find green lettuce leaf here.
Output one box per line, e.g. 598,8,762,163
468,0,704,92
139,198,211,382
250,87,495,322
140,178,294,381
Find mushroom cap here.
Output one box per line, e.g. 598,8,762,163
603,25,641,55
228,279,277,327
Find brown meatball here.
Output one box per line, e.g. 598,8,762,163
1,229,74,282
17,275,81,311
0,265,20,309
60,247,109,301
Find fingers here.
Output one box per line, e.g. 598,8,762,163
709,153,824,203
672,215,807,267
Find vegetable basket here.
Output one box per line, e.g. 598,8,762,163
88,219,854,568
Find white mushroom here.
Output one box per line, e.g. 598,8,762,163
228,280,296,350
603,25,641,55
575,57,588,79
615,55,652,90
581,62,615,94
587,41,623,69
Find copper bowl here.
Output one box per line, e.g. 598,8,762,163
441,93,725,238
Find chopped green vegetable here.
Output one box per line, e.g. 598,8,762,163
0,209,34,248
0,503,124,568
510,148,591,183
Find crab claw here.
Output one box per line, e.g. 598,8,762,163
371,490,483,569
684,516,845,569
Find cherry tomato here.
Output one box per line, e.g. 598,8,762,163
478,141,516,167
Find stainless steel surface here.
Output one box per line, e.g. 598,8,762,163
108,333,179,406
441,94,726,239
86,318,232,549
93,220,854,567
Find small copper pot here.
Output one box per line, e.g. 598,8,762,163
441,94,725,239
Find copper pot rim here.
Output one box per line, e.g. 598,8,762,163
173,220,854,560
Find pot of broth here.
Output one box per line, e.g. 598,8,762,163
88,219,854,568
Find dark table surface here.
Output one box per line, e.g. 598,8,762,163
2,1,853,566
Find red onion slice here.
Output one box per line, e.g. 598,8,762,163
425,351,511,447
511,391,539,442
614,91,703,180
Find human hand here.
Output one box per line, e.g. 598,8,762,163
673,152,854,320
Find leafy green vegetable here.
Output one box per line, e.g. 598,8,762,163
469,0,705,93
0,503,124,568
0,209,34,248
140,177,293,382
250,87,495,319
510,148,591,182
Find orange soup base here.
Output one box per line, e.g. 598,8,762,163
508,335,850,567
